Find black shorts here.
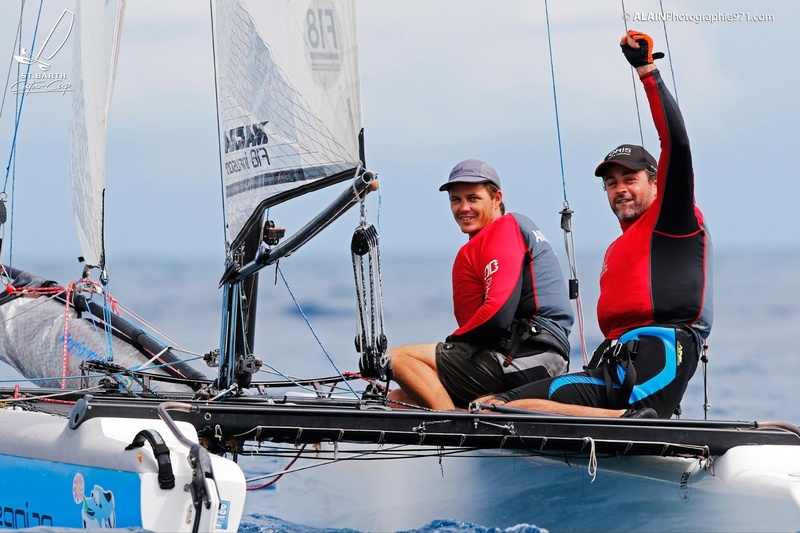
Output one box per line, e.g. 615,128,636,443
494,326,700,418
436,341,568,409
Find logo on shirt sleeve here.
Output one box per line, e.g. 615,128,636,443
484,259,499,296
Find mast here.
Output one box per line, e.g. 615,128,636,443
210,0,368,391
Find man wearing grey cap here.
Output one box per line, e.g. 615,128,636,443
386,159,574,410
479,30,713,419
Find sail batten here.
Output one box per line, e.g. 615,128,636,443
225,163,352,198
212,0,364,247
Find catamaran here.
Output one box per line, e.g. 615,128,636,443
1,1,799,532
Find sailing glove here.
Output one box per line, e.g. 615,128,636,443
621,30,664,67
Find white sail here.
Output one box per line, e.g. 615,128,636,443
69,1,126,270
212,0,364,246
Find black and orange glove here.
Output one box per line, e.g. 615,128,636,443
621,30,665,67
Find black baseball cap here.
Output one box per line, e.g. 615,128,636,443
439,159,501,191
594,144,657,177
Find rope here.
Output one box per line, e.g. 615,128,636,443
61,279,119,388
702,343,710,420
0,1,26,127
1,278,72,361
2,1,36,271
3,0,45,193
256,362,348,396
114,299,190,353
246,444,307,491
100,275,115,362
266,166,384,397
658,0,680,104
619,0,645,146
543,0,566,204
0,385,103,402
583,436,598,482
621,2,702,418
276,265,359,399
3,284,65,298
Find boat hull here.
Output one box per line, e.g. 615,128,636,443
4,391,800,531
242,442,800,532
0,408,246,532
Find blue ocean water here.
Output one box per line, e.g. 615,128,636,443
237,516,544,533
2,246,799,532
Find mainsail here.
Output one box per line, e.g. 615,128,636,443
212,0,364,249
69,1,126,272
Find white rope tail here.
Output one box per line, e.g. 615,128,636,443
583,436,598,483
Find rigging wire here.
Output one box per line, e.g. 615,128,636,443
621,1,709,419
114,299,191,353
543,0,588,367
651,1,708,420
619,1,678,140
1,1,33,271
3,0,44,194
351,179,389,387
543,1,567,206
208,0,229,254
657,0,679,104
245,444,307,491
0,1,26,126
259,206,356,397
619,0,646,146
254,361,348,396
267,172,385,398
276,265,359,399
61,280,117,388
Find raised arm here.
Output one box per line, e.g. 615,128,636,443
621,30,697,235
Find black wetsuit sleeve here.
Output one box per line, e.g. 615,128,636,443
645,70,699,235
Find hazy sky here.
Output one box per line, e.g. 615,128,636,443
1,0,798,275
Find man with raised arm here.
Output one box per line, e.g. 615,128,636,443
478,30,713,419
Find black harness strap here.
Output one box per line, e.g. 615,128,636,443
499,319,541,367
586,338,612,370
602,340,639,409
125,429,176,490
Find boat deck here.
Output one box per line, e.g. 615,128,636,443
7,388,799,457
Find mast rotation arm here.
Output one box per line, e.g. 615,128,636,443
220,171,377,286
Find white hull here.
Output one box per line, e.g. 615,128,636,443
0,407,246,532
243,442,800,532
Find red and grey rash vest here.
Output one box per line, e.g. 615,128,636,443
598,69,713,341
447,213,573,356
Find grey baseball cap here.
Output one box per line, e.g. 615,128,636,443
439,159,501,191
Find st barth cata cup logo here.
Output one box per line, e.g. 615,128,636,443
11,9,75,95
